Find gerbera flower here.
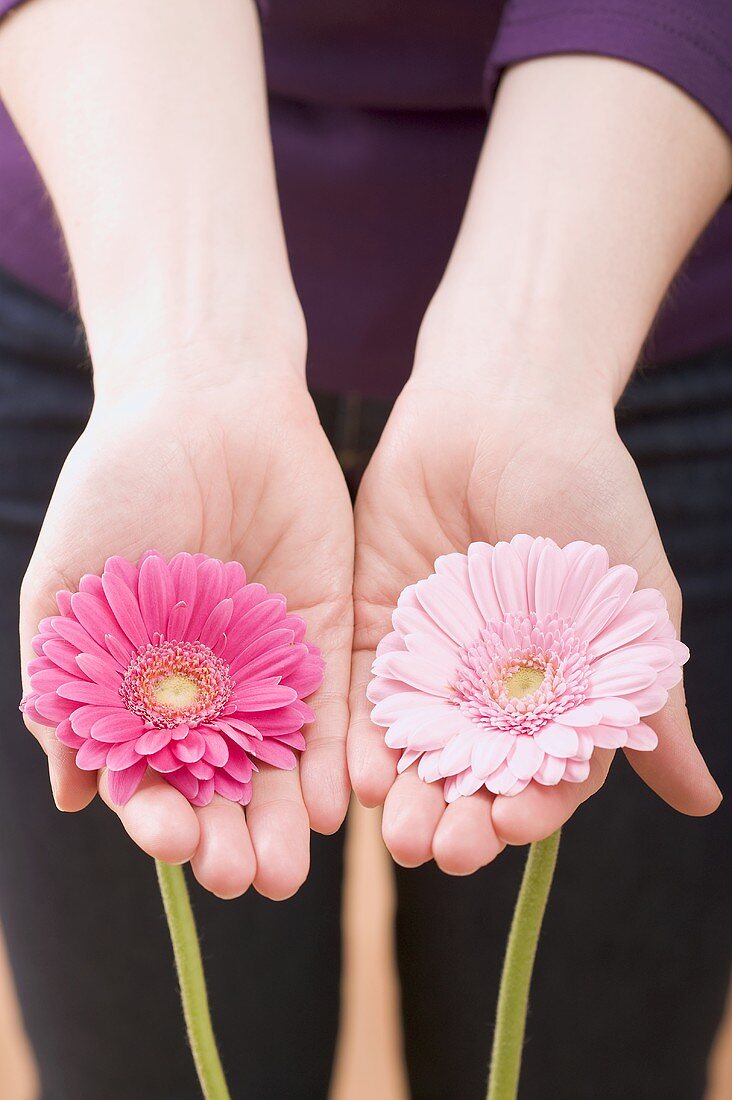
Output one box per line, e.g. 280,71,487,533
368,536,688,800
22,551,324,807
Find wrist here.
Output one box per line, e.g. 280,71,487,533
88,285,307,403
412,286,629,415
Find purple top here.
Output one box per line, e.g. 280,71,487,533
1,0,731,398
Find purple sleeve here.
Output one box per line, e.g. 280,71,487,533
0,0,23,18
485,0,732,136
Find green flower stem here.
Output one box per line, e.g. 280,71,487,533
156,860,231,1100
487,830,561,1100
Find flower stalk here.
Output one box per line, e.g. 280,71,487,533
156,860,231,1100
487,830,561,1100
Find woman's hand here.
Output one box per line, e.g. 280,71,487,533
348,372,721,875
349,53,730,876
20,364,354,900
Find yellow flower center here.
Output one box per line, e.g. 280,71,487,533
505,666,545,700
152,675,200,712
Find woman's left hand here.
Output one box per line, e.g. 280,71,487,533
348,369,721,875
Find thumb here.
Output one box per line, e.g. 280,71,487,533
625,682,721,815
622,575,720,816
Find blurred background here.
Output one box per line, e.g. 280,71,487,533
1,800,731,1099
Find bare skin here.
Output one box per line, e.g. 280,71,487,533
2,7,730,895
349,57,731,874
1,0,355,899
19,370,353,899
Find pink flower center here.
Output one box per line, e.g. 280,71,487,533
121,641,233,728
451,613,590,735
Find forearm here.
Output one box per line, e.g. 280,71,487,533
0,0,303,392
416,56,732,407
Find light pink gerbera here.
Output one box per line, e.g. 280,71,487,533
368,536,688,801
22,551,324,807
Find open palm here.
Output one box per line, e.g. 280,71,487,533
349,378,720,875
20,370,353,899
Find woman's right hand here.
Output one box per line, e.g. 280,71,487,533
20,361,354,900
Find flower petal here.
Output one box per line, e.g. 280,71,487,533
492,541,530,615
371,652,452,697
34,692,76,723
56,681,122,706
55,719,86,749
586,724,628,749
563,758,591,783
69,593,129,650
418,749,445,782
224,597,286,652
574,565,638,634
439,730,480,775
191,778,216,807
250,739,297,769
166,768,199,801
621,685,668,718
173,730,206,763
467,542,502,622
169,552,198,607
75,651,123,686
470,731,513,779
534,754,566,786
29,668,70,694
75,738,110,770
535,722,579,757
586,663,657,698
593,698,641,726
200,730,229,767
370,691,440,726
104,555,139,589
107,760,147,805
199,598,234,649
557,543,609,618
397,749,421,774
415,574,484,646
90,712,145,743
100,573,150,649
625,721,658,750
553,705,602,728
508,735,544,780
588,610,661,658
147,746,183,773
106,740,145,771
42,639,87,677
231,683,299,712
484,763,518,795
134,727,173,755
138,553,175,638
403,631,460,667
533,540,567,618
212,771,248,802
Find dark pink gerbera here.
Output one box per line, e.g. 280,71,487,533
22,552,324,806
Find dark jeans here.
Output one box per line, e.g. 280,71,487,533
0,268,730,1099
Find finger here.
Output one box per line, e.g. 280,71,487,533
23,715,96,812
381,769,445,867
190,796,256,899
432,790,505,875
625,685,721,815
491,750,614,845
348,648,398,807
20,578,96,811
623,551,719,814
98,768,201,864
299,617,352,836
246,764,310,901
